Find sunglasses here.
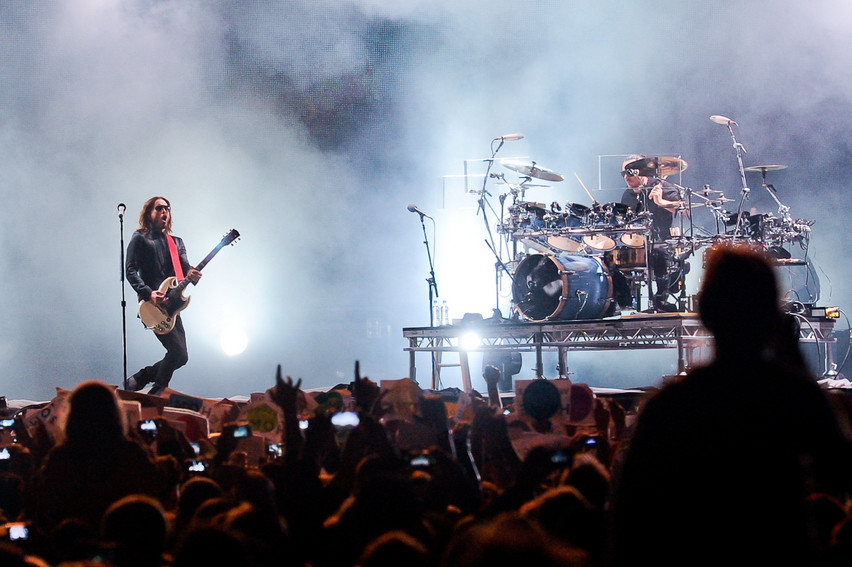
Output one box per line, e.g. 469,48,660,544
154,205,171,212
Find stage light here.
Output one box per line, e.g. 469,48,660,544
220,327,248,356
460,331,482,351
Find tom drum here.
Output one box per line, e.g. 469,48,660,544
547,202,589,252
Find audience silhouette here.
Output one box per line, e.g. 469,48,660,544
0,256,849,567
610,245,852,566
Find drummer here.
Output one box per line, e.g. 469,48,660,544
620,154,683,238
620,154,684,311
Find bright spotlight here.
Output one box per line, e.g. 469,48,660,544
460,331,482,351
220,327,248,356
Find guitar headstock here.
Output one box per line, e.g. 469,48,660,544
223,229,240,246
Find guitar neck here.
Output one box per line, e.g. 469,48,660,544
173,233,236,292
195,244,226,273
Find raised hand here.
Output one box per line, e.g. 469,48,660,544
267,364,302,415
351,360,381,415
483,364,502,407
267,364,305,459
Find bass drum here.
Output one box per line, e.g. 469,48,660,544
512,254,614,322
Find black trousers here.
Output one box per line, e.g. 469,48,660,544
137,316,188,388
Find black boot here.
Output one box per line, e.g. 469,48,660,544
124,372,149,392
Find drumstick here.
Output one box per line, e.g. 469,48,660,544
573,172,597,204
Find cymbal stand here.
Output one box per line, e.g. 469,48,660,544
478,138,515,315
722,121,751,239
757,169,791,221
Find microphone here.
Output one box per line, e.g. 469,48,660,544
494,133,525,142
709,115,737,126
407,203,432,219
117,203,126,218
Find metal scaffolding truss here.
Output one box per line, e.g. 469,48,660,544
402,313,837,391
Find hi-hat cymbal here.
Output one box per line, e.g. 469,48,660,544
624,156,688,177
744,164,787,173
501,160,564,182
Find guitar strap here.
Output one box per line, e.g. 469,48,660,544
165,234,185,281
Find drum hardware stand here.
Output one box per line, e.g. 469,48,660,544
478,138,525,319
642,204,656,312
672,182,701,242
555,349,574,380
713,116,751,239
484,238,514,316
694,184,734,237
534,331,545,378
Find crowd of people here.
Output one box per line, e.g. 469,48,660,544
1,245,851,567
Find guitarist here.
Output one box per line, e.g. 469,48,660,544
124,197,201,395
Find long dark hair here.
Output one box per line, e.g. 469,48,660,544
63,381,128,451
137,196,172,234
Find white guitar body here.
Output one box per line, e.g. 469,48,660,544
138,277,191,335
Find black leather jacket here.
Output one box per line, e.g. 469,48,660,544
126,230,192,301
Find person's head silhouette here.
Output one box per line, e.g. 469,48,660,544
699,245,781,359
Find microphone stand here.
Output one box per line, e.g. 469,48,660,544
416,213,439,326
117,204,128,388
415,212,440,386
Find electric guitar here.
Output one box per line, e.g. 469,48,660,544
138,229,240,334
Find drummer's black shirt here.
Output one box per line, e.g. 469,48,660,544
620,176,680,241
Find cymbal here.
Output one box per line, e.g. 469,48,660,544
501,160,564,182
496,182,550,189
624,156,688,177
744,164,787,173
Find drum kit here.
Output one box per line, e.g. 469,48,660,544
489,155,815,322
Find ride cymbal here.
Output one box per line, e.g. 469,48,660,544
744,164,787,173
501,159,564,182
624,156,688,177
